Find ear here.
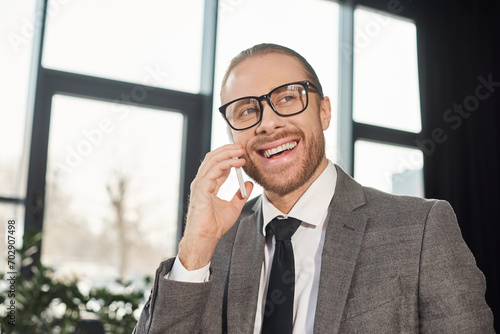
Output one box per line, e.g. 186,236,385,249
319,96,332,131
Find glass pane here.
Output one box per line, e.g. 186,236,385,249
354,140,424,196
42,95,183,285
42,0,204,93
0,204,25,274
353,7,421,133
0,0,36,198
213,0,340,200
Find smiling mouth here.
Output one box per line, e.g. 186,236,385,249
261,141,298,158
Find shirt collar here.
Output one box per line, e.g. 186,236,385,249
262,161,337,235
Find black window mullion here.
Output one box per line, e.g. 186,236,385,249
44,69,202,113
0,197,25,205
353,122,421,149
174,0,219,243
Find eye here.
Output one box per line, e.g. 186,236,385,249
235,106,260,120
279,95,296,103
240,107,258,116
273,85,304,106
275,92,300,106
229,98,259,120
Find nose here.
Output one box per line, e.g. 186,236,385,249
255,100,285,134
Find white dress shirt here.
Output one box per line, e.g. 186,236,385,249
167,161,337,333
255,161,336,333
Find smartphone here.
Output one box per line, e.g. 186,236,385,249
227,128,247,198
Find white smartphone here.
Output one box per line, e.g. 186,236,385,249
226,128,247,198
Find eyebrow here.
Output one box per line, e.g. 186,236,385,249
222,80,312,104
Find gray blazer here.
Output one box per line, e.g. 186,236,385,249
134,165,494,333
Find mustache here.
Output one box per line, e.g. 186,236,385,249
249,129,305,152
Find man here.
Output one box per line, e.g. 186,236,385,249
134,43,494,333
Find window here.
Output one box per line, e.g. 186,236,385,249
352,6,423,196
16,0,210,288
353,7,421,133
0,0,37,278
42,95,183,283
42,0,205,93
354,140,424,196
0,0,36,199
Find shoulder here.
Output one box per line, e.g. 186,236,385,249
360,186,454,229
363,186,435,212
332,164,448,224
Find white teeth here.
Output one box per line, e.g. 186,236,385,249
263,141,297,158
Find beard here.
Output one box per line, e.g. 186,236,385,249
242,126,326,196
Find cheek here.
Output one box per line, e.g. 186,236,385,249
233,134,254,155
232,131,248,145
299,114,324,134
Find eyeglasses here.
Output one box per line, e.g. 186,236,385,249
219,80,320,131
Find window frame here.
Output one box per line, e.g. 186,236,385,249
19,0,216,276
338,0,423,178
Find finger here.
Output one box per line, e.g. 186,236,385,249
193,158,246,196
229,181,254,210
200,145,244,172
206,158,246,195
197,144,244,178
204,157,246,183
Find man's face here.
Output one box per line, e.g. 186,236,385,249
222,53,331,196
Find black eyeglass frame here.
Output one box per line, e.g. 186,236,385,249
219,80,321,131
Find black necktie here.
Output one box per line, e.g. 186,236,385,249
262,217,301,334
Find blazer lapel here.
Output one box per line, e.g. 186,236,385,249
314,166,368,334
227,197,266,333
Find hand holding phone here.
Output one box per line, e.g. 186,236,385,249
227,128,248,199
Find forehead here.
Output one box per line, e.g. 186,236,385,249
222,53,308,104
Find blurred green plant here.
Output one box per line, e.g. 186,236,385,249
0,229,152,334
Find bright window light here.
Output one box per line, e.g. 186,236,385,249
354,140,424,196
42,0,205,93
43,95,183,283
353,7,422,133
0,0,36,199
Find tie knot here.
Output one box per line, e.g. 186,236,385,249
268,217,301,241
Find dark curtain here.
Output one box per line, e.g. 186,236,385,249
414,0,500,330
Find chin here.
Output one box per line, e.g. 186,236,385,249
244,161,316,196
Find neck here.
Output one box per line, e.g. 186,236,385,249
264,158,328,214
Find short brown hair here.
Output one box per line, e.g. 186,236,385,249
220,43,324,100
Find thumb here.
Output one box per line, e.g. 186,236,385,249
229,181,254,210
